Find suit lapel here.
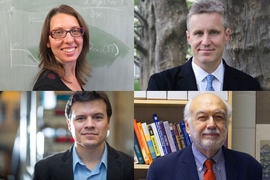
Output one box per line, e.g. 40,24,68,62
180,146,200,180
177,58,198,90
223,146,238,180
107,143,123,180
58,146,74,180
223,60,240,90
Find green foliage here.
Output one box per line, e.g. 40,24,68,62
134,0,138,6
134,79,141,90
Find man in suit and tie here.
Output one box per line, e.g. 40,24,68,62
33,91,133,180
147,0,261,90
146,92,262,180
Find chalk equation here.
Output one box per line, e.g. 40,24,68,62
84,0,124,6
10,43,39,69
90,42,119,56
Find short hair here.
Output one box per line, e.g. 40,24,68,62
38,4,91,85
184,93,232,124
186,0,228,31
65,91,112,120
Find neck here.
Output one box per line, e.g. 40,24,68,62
75,141,105,169
63,62,76,77
194,58,222,74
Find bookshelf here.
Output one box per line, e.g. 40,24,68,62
134,91,232,180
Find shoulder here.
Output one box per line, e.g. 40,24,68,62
107,144,133,164
224,147,261,168
151,146,189,166
35,150,66,168
33,70,69,90
224,62,261,90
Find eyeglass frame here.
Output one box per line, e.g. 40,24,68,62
49,27,85,39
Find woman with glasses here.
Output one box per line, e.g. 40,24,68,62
33,4,91,90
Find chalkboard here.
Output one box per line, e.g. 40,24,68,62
0,0,133,90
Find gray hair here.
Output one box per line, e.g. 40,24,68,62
186,0,228,31
184,93,232,125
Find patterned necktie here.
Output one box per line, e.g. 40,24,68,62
206,74,215,91
204,159,216,180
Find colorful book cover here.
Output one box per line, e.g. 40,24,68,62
148,124,161,157
172,123,182,150
152,114,168,155
163,121,177,152
180,120,192,146
134,119,150,164
150,122,164,156
169,122,179,151
134,131,145,164
137,122,153,164
158,121,172,154
176,123,186,148
142,122,157,159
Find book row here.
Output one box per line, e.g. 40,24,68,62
134,114,192,165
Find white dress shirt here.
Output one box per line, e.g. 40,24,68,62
192,60,225,91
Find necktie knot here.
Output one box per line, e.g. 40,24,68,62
204,159,215,180
206,74,215,91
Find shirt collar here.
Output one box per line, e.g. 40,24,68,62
191,144,223,173
191,58,225,85
72,142,108,172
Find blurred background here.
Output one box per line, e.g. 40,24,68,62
0,91,133,180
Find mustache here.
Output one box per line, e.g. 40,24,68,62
202,129,220,135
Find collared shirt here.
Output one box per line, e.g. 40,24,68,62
192,59,225,91
72,143,108,180
192,144,226,180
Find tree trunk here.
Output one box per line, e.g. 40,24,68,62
135,0,188,90
222,0,270,90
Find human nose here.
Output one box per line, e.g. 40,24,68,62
206,117,216,129
85,117,95,129
63,32,74,43
201,34,211,46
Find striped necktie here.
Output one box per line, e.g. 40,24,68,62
206,74,215,91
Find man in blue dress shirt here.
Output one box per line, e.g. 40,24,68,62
33,91,133,180
147,92,262,180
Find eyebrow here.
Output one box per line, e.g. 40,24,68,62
195,110,226,116
51,26,81,30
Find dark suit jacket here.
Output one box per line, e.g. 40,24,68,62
147,58,261,90
33,143,134,180
146,145,262,180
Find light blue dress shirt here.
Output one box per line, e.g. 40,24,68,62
192,144,226,180
72,143,108,180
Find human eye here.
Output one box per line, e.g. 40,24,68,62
194,31,203,36
210,30,219,35
71,28,81,36
214,114,225,121
75,116,85,121
53,29,64,36
197,114,208,121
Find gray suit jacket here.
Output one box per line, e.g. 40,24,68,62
33,142,133,180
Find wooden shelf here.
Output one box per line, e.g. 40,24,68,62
134,164,150,169
134,99,188,105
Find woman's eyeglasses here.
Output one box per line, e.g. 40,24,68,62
49,27,85,40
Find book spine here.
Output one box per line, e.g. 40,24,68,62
137,122,153,164
134,131,145,164
169,123,179,151
134,119,150,164
179,120,191,146
173,123,182,150
152,114,168,155
148,124,161,157
150,123,164,156
163,121,177,152
177,123,186,148
142,122,157,159
158,121,172,154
